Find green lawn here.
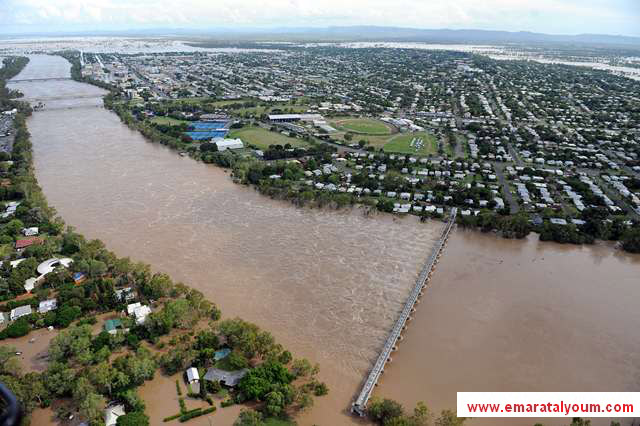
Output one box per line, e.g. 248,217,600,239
150,116,188,126
229,104,308,117
173,97,310,117
229,127,309,150
331,118,392,135
383,132,438,155
0,244,13,259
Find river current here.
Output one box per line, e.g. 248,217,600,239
9,55,640,426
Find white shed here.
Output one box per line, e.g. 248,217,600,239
186,367,200,384
215,138,244,151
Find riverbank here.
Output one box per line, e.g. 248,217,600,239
1,55,328,426
61,49,639,256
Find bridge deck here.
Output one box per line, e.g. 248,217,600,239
352,207,458,416
9,77,72,83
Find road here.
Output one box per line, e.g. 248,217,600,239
492,162,520,214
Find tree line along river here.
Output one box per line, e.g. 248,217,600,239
9,54,640,426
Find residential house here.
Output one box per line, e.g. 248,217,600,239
10,305,32,321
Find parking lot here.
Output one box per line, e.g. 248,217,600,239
0,115,15,153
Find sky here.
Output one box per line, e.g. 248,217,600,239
0,0,638,37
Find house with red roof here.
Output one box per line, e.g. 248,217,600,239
15,237,44,251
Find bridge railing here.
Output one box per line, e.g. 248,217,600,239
352,207,457,416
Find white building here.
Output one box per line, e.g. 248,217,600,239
104,404,126,426
10,305,32,321
126,302,142,315
134,305,152,324
38,299,58,314
215,138,244,151
186,367,200,384
22,227,39,236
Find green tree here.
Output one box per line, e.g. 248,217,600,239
228,351,250,370
0,346,22,376
79,392,105,426
4,219,24,236
435,409,466,426
119,389,146,413
234,409,263,426
621,227,640,253
1,318,30,338
278,350,292,365
265,390,285,416
367,397,404,425
291,358,318,378
116,412,149,426
237,360,294,401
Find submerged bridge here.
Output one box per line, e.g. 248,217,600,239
9,77,72,83
352,207,458,417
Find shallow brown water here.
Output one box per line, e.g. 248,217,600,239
375,230,640,426
10,55,640,426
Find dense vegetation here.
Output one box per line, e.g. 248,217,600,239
0,57,29,104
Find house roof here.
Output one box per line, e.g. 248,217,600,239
15,237,43,250
10,305,32,321
37,258,73,275
127,302,141,315
105,319,123,332
203,368,248,387
38,299,57,314
104,404,125,426
72,272,87,283
186,367,199,383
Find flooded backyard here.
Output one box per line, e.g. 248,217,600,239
8,55,640,426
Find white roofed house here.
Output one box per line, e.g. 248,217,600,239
10,305,32,321
104,404,125,426
134,305,152,324
126,302,141,315
38,298,58,314
22,227,39,236
186,367,201,393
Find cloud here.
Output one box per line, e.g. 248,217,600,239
0,0,638,36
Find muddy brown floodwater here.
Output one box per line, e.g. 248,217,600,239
8,55,640,426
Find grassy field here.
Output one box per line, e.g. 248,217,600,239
229,127,309,150
149,116,188,125
330,117,392,135
231,104,309,117
173,97,311,117
383,132,438,155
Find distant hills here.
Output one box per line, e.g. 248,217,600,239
288,26,640,46
2,25,639,47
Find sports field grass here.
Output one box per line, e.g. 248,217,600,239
150,116,188,126
330,118,392,135
383,132,438,155
228,127,309,150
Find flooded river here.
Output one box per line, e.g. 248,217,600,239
9,55,640,426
